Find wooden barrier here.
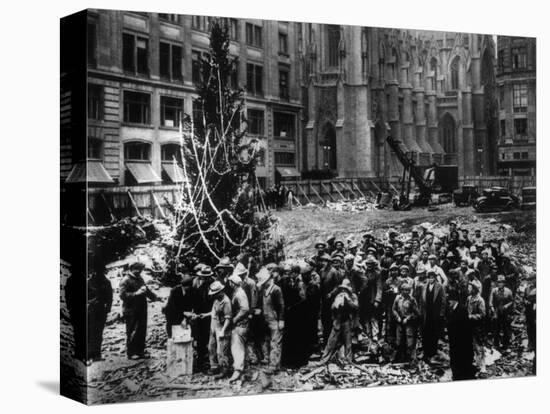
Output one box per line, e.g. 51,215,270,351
83,174,535,223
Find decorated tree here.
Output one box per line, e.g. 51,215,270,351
165,20,283,270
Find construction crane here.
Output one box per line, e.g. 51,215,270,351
386,135,433,210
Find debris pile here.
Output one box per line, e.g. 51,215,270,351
325,197,376,212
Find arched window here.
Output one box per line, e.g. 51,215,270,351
451,56,460,90
430,57,438,90
326,25,340,68
390,48,398,79
440,114,456,153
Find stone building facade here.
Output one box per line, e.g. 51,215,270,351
495,36,536,176
61,11,502,189
299,26,498,178
61,10,303,188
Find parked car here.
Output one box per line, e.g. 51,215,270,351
453,184,479,206
473,187,520,212
520,186,536,210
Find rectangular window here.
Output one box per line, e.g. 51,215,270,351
274,112,295,139
158,13,180,23
87,84,103,120
513,152,520,160
160,96,184,127
512,46,527,70
229,64,239,89
223,18,238,40
87,138,103,160
246,23,262,47
274,152,295,166
192,16,204,30
161,144,183,163
514,118,528,138
279,68,289,100
279,32,288,54
124,142,151,161
246,63,263,96
521,151,529,159
159,41,182,81
247,109,264,135
123,91,151,124
513,83,528,112
192,51,201,84
499,86,505,105
87,21,97,67
123,33,149,75
500,119,506,138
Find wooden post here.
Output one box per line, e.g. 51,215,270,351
127,189,142,217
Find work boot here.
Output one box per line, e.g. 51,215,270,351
213,369,230,380
228,370,242,382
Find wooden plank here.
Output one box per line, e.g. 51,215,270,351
331,181,346,200
127,189,142,217
351,180,367,199
310,184,325,204
321,182,336,201
369,180,382,193
298,183,312,204
100,192,117,222
152,191,167,219
166,338,193,378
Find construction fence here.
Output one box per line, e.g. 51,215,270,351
79,175,535,223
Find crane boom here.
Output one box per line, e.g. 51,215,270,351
386,135,432,206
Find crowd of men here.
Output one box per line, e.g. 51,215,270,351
76,220,536,383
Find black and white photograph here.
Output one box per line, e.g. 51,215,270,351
58,5,538,406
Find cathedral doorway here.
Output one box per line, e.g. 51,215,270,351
440,113,457,154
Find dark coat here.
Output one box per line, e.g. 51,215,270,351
164,285,193,337
87,274,113,359
447,302,475,380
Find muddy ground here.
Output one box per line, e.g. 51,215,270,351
61,205,536,405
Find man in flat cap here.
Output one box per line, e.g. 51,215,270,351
257,267,285,374
119,259,160,360
489,275,514,350
162,273,194,339
319,254,343,343
359,256,383,341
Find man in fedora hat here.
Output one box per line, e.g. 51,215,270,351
214,257,234,286
316,279,358,365
489,275,514,350
207,280,232,378
191,266,215,371
227,274,250,382
119,259,160,360
257,267,285,374
419,269,446,363
359,256,383,341
311,242,327,270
